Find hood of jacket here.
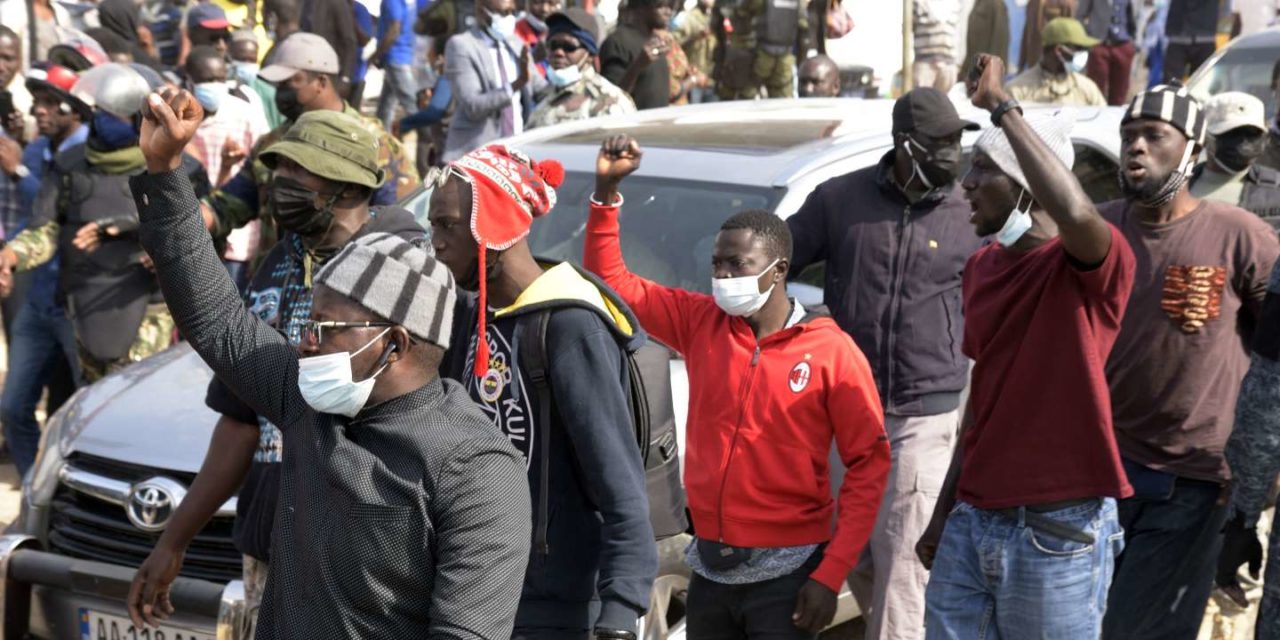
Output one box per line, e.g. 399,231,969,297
493,261,646,352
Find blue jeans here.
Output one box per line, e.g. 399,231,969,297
1,301,80,478
376,63,418,129
924,499,1124,639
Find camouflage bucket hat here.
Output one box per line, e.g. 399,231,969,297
261,110,386,189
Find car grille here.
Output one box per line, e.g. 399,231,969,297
49,453,243,583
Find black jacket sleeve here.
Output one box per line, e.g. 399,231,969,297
546,308,657,630
132,169,306,431
787,183,830,274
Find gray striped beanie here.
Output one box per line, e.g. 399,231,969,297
314,233,457,349
1123,84,1206,146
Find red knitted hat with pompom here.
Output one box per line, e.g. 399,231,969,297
451,145,565,377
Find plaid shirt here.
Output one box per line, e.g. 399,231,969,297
187,94,269,262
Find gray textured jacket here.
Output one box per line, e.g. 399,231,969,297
131,169,532,639
443,26,548,162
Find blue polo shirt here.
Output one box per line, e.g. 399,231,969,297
379,0,417,65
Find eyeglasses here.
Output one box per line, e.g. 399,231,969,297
547,40,584,54
300,320,395,346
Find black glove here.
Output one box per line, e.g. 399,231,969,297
1216,513,1263,606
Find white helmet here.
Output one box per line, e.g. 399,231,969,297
71,63,152,120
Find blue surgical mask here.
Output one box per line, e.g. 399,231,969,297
231,62,260,85
297,329,392,417
547,62,582,88
997,189,1034,247
488,10,519,39
193,82,227,114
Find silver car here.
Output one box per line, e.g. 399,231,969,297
0,98,1125,640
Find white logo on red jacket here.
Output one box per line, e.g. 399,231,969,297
789,361,812,393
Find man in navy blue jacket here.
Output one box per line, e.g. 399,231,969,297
430,145,657,639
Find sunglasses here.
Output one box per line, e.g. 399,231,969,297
547,40,584,54
300,320,395,346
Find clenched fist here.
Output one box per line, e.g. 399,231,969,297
140,88,204,174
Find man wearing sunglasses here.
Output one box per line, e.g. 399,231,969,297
528,8,635,129
785,87,984,640
129,108,431,637
129,87,532,637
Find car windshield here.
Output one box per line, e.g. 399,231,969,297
1191,45,1279,117
527,171,781,294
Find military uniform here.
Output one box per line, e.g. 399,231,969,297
528,66,637,129
714,0,761,100
8,145,210,382
1226,261,1280,640
207,103,419,258
734,0,808,98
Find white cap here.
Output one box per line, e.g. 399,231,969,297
974,112,1076,193
1205,91,1267,136
258,32,341,83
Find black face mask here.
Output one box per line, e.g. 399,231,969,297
271,175,338,241
275,84,304,122
904,137,962,188
1212,129,1267,173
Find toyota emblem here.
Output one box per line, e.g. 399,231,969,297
125,477,187,533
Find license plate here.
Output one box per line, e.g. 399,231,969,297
79,608,214,640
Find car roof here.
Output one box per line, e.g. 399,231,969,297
1218,26,1280,49
503,98,1123,188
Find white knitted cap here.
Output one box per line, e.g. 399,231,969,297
973,112,1076,193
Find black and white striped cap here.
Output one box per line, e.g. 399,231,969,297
314,233,457,349
1122,84,1206,146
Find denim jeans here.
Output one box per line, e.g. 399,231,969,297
924,499,1123,639
1103,478,1227,639
377,63,419,129
0,301,80,477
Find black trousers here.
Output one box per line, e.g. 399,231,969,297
1102,477,1228,639
686,548,822,640
1162,41,1216,83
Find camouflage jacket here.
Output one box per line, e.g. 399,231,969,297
1228,261,1280,527
528,67,637,129
207,103,419,243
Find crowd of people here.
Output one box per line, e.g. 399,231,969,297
0,1,1278,640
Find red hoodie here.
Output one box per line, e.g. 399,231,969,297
584,201,890,591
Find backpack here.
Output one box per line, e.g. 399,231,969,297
519,310,689,554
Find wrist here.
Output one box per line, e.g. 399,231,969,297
147,156,183,175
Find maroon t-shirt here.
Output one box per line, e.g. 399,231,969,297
1101,199,1280,482
959,226,1136,509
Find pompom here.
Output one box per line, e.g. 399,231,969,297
535,159,565,188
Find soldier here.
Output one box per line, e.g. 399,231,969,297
528,8,635,129
739,0,808,98
0,63,211,381
1219,260,1280,640
203,32,418,259
712,0,759,100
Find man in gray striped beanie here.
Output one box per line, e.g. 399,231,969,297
1117,83,1207,208
315,231,457,349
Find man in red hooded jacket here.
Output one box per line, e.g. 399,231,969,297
584,134,890,637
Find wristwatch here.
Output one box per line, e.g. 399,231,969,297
10,165,28,179
991,98,1023,128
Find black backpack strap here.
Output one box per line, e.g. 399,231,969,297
519,310,553,555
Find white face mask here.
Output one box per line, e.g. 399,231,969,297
1066,50,1089,74
488,10,519,39
547,62,583,88
297,329,392,418
997,189,1034,247
712,259,779,317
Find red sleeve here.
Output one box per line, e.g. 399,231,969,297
809,336,890,592
584,201,715,355
1073,224,1136,325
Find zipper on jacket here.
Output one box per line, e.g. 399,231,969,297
717,344,761,542
883,203,912,412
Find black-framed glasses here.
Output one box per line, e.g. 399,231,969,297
547,40,584,54
300,320,395,346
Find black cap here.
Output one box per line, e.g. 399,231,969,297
892,88,980,137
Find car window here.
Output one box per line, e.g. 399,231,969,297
1190,46,1278,117
527,171,782,294
1073,143,1122,204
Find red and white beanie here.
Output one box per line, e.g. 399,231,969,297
450,144,565,377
